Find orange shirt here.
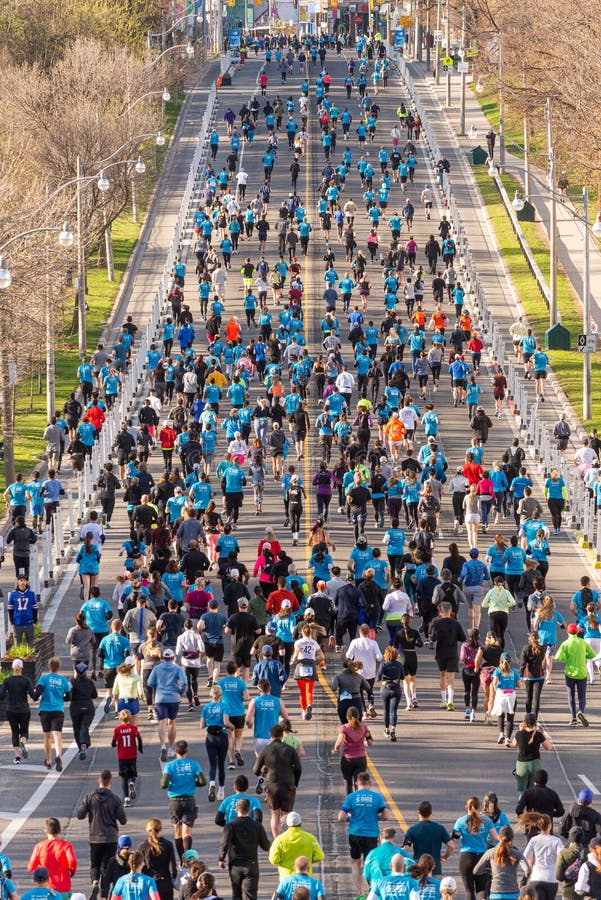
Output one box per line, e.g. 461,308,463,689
431,310,447,329
412,310,427,327
225,321,241,341
384,419,406,442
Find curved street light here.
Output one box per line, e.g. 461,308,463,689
0,223,74,289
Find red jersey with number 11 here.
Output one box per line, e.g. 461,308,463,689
112,723,139,760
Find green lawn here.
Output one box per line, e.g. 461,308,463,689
1,95,183,490
473,166,601,430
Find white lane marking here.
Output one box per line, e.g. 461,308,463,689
41,562,77,630
0,764,49,772
0,702,105,848
578,774,600,794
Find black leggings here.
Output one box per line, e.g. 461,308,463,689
340,754,367,794
101,497,115,522
525,679,544,718
290,506,302,533
186,668,199,702
142,668,156,707
488,611,509,648
459,851,486,900
7,711,30,747
462,669,480,710
547,498,564,530
206,731,228,786
530,883,558,900
381,684,402,728
498,712,515,740
71,705,94,748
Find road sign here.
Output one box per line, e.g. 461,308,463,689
577,333,597,353
229,29,241,45
457,60,469,73
433,29,443,42
400,15,412,26
393,29,406,47
442,55,454,66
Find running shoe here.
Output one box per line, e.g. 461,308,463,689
464,709,470,720
390,728,397,742
384,728,390,738
227,762,236,770
470,712,476,723
167,747,176,758
128,780,137,800
577,711,589,727
235,750,244,766
187,704,195,713
368,705,377,718
55,756,62,772
194,695,201,707
305,705,313,721
569,719,578,727
497,733,505,743
208,784,216,802
44,759,52,769
411,698,419,708
505,738,512,747
256,775,265,795
446,702,454,711
13,757,20,765
124,797,131,807
160,746,168,763
90,883,100,900
79,746,87,761
439,701,447,708
217,786,225,801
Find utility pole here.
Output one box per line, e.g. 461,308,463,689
583,186,592,420
425,1,431,66
546,98,558,325
458,5,466,135
434,0,441,84
45,185,55,421
445,0,451,107
498,33,505,172
522,70,530,199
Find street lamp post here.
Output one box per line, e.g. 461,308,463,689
458,6,466,136
434,0,441,84
582,186,592,421
497,33,505,172
546,97,558,325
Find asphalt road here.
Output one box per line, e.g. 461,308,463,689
1,44,600,900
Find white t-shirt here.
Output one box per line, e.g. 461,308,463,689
346,636,382,679
294,637,320,661
524,834,564,882
399,407,419,430
383,590,413,621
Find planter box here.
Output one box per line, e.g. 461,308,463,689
1,632,55,684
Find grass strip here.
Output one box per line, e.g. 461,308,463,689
472,166,600,430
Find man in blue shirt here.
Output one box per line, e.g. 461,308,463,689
35,658,72,772
339,772,389,898
252,644,287,697
98,620,130,713
200,599,228,685
215,774,263,827
532,345,549,402
147,648,187,762
275,857,326,900
7,576,38,644
160,739,206,861
366,854,420,900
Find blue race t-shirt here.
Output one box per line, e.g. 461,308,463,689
163,756,203,797
217,676,247,717
341,788,387,836
452,814,495,853
37,673,71,711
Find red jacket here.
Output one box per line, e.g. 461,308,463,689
86,405,105,430
159,426,176,449
29,837,77,891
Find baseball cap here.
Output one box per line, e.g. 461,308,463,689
440,878,457,892
590,837,601,849
579,788,593,804
117,835,133,849
162,648,175,658
317,580,326,588
304,608,315,616
286,811,302,827
263,542,272,550
379,455,388,462
262,644,273,655
238,598,249,607
124,656,136,666
469,547,479,557
500,652,511,661
281,599,292,608
567,623,579,634
230,568,240,578
163,420,170,427
33,868,50,883
11,659,23,670
183,849,199,862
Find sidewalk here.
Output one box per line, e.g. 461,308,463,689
422,63,601,330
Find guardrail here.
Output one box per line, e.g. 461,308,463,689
28,55,229,606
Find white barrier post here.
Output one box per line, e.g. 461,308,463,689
67,488,75,536
42,528,51,586
76,471,85,523
30,543,41,599
53,508,64,562
0,602,6,659
83,459,91,503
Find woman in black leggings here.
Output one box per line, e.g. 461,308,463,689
451,796,499,900
200,685,232,802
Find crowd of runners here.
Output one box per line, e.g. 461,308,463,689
0,26,601,900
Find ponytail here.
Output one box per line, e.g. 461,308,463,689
493,827,516,867
466,796,483,834
146,817,162,855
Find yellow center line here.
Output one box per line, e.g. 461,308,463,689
318,671,409,831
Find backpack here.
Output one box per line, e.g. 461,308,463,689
288,485,303,506
316,471,330,486
563,848,587,884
